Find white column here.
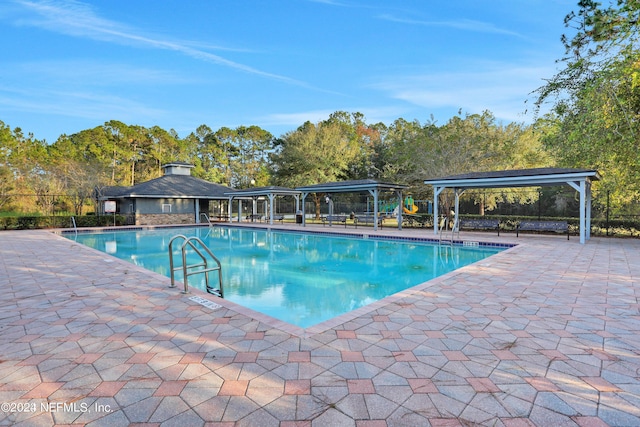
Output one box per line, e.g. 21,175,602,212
268,194,275,225
567,180,587,244
433,186,445,235
301,192,308,226
397,190,403,230
586,181,592,240
579,180,586,244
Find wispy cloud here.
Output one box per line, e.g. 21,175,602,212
371,63,553,122
259,110,339,128
259,106,408,128
378,14,523,37
9,60,196,86
0,83,165,122
306,0,351,6
8,0,310,87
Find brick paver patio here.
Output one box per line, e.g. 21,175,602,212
1,226,639,426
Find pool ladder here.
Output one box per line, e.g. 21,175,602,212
168,235,224,298
438,216,459,245
199,213,213,227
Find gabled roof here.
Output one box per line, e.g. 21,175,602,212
98,175,234,199
96,185,131,198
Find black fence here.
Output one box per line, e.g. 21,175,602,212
2,188,639,236
0,214,126,230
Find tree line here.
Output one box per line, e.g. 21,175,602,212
0,111,551,216
1,1,639,220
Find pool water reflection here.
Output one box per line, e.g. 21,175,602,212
69,226,504,328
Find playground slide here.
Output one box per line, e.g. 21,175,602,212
403,204,418,214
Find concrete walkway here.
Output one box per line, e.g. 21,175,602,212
1,225,639,426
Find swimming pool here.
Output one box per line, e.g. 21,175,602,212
66,226,505,328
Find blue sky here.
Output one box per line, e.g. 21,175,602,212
0,0,576,143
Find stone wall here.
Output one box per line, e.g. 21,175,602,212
135,213,195,226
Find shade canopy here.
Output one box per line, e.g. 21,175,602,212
295,179,408,230
423,168,601,244
224,186,301,225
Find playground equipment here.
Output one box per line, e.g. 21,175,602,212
403,195,418,215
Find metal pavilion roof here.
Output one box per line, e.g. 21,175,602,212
423,168,601,188
295,179,408,193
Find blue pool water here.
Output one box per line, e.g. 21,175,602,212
67,226,505,328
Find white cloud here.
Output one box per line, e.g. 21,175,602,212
9,0,308,86
9,60,196,86
258,106,410,131
371,63,554,122
259,110,339,128
0,83,165,121
377,14,524,37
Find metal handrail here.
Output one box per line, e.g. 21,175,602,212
169,234,188,288
168,234,224,297
438,216,459,245
438,216,449,245
200,212,213,227
71,216,78,236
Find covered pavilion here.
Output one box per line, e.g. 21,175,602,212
224,186,301,225
295,179,408,231
423,168,601,244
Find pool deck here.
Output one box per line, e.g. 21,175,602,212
1,224,640,426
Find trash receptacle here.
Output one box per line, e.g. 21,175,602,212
296,210,303,224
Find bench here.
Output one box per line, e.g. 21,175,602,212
267,214,284,223
516,220,569,240
459,218,500,236
246,214,264,222
322,215,348,227
402,214,430,228
354,215,383,228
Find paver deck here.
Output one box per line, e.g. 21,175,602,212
1,225,639,426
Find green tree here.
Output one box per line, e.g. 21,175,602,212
534,0,640,213
231,125,274,188
188,125,227,183
383,112,551,214
323,111,389,180
271,119,359,217
144,126,186,180
0,165,13,210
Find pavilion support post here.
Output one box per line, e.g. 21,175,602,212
568,180,587,244
433,186,445,235
227,196,233,223
268,194,275,225
579,180,586,244
367,189,380,231
586,181,592,240
396,190,403,229
301,192,309,227
454,188,463,232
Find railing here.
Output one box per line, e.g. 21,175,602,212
438,216,459,245
168,234,224,297
71,216,78,236
200,213,213,227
